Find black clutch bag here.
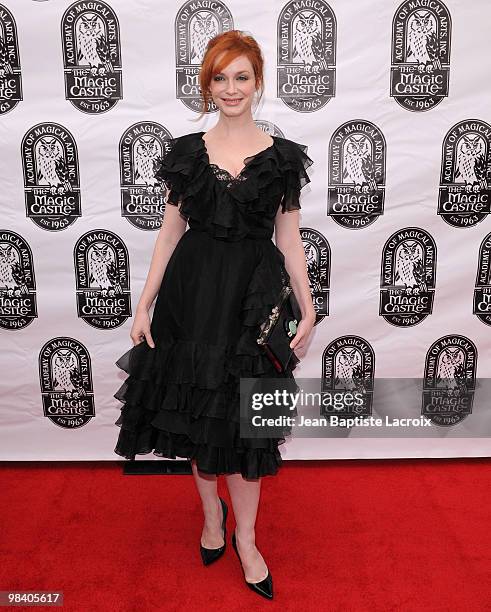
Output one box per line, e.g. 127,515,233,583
256,284,302,373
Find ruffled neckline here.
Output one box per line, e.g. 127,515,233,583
155,130,312,240
197,131,277,182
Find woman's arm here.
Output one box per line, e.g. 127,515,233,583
274,207,316,350
136,201,188,313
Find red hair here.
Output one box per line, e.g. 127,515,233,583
195,30,265,120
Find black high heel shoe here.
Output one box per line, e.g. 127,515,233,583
231,530,273,600
200,496,228,566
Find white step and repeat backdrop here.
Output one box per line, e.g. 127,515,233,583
1,0,490,460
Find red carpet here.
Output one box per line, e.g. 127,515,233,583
1,458,490,611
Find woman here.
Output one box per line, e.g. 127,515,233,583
113,30,315,600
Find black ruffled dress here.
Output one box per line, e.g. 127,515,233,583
113,130,313,478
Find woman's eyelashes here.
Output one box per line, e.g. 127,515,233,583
213,75,249,81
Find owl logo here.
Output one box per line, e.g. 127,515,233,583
134,136,163,193
423,335,477,423
301,229,330,322
390,1,451,112
0,31,14,78
343,136,377,193
323,336,375,416
436,348,467,392
394,241,428,295
76,13,114,76
334,348,366,392
75,230,131,328
456,134,488,193
304,243,323,293
438,120,491,229
0,244,28,296
88,243,123,296
190,11,219,64
407,10,442,72
292,10,328,74
52,350,86,398
380,228,436,327
36,137,72,195
328,120,386,229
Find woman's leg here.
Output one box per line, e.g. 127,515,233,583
191,459,225,548
225,474,268,582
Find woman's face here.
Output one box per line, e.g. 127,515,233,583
208,54,258,116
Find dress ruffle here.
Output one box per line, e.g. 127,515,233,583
114,240,299,477
114,131,310,477
154,131,313,240
229,241,300,379
277,139,313,213
114,269,298,477
113,346,294,478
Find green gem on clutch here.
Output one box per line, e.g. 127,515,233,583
288,319,298,336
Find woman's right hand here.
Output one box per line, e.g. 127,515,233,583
130,306,155,348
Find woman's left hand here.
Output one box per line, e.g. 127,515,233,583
289,313,315,352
